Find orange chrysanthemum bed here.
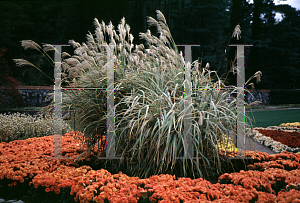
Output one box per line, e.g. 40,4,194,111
1,131,300,203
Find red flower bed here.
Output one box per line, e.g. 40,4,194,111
1,131,300,202
256,129,300,148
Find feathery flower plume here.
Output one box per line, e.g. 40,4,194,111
193,60,200,75
62,52,71,58
13,59,54,83
232,24,241,40
86,32,96,50
101,21,106,34
137,51,145,60
42,44,56,52
118,21,126,39
93,18,101,30
125,24,131,37
13,59,37,68
247,101,262,107
82,43,90,52
205,63,210,69
78,60,92,71
129,43,134,53
74,47,84,57
65,58,80,66
68,40,81,48
156,10,167,24
68,67,81,78
248,83,255,89
61,62,70,72
120,17,125,29
129,34,134,44
147,11,172,45
88,50,95,56
106,22,114,38
147,16,159,28
254,71,262,83
95,27,104,45
21,40,42,51
72,55,82,62
113,30,120,42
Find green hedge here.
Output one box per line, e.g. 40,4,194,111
269,89,300,105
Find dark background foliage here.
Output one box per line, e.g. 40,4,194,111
0,47,24,109
0,0,299,89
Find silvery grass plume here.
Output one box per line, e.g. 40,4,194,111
232,24,241,40
13,40,64,84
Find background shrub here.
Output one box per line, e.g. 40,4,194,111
0,112,72,143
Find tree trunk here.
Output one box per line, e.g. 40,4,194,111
168,0,171,26
141,0,147,33
181,0,184,43
135,0,140,42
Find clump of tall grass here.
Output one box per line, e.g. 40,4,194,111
0,112,72,143
14,10,259,180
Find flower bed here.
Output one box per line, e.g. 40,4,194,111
1,131,300,202
279,122,300,128
255,128,300,148
248,126,300,153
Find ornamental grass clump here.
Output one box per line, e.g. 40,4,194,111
15,11,257,180
0,112,72,143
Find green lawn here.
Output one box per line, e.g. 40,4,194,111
245,108,300,128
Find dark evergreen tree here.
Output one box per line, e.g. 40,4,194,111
248,1,300,89
174,0,231,74
1,0,298,88
268,5,300,89
247,0,264,88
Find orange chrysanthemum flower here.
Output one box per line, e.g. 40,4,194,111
54,188,60,194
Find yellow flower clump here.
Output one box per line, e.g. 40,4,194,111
279,122,300,127
218,134,236,152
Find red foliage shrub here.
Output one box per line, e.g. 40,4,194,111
0,47,24,110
